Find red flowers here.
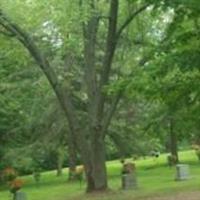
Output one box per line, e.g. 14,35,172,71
9,179,24,193
2,167,24,194
2,167,17,181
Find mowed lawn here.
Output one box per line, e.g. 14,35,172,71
1,150,200,200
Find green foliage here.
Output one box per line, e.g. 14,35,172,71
0,0,199,187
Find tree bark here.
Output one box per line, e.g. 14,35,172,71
56,157,63,177
82,132,107,192
56,146,65,176
91,133,107,190
67,135,77,181
169,118,179,163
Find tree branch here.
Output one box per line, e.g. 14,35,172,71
108,131,128,156
97,0,119,123
101,0,119,86
0,10,81,144
116,3,149,40
102,90,123,137
0,29,15,37
83,15,99,108
0,11,54,81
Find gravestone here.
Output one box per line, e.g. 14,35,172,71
175,164,190,181
122,173,137,190
14,191,27,200
121,162,137,190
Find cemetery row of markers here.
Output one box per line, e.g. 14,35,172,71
1,157,191,200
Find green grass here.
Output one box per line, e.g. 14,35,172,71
1,150,200,200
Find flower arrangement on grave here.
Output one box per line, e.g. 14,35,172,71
121,162,135,175
9,178,24,194
2,167,17,182
121,162,137,190
75,165,84,181
167,155,177,166
2,167,25,199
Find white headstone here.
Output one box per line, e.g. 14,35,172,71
14,191,27,200
122,173,137,190
175,164,190,181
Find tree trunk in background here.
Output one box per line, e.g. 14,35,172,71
169,118,179,163
56,157,63,177
56,146,65,176
67,134,77,181
68,157,77,181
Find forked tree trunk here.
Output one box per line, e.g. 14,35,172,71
0,2,149,192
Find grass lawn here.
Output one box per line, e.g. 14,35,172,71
1,150,200,200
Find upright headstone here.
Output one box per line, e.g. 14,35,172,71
175,164,190,181
14,191,27,200
122,173,137,190
121,162,137,190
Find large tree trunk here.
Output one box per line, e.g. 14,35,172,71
84,134,107,192
91,135,107,191
84,161,95,192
